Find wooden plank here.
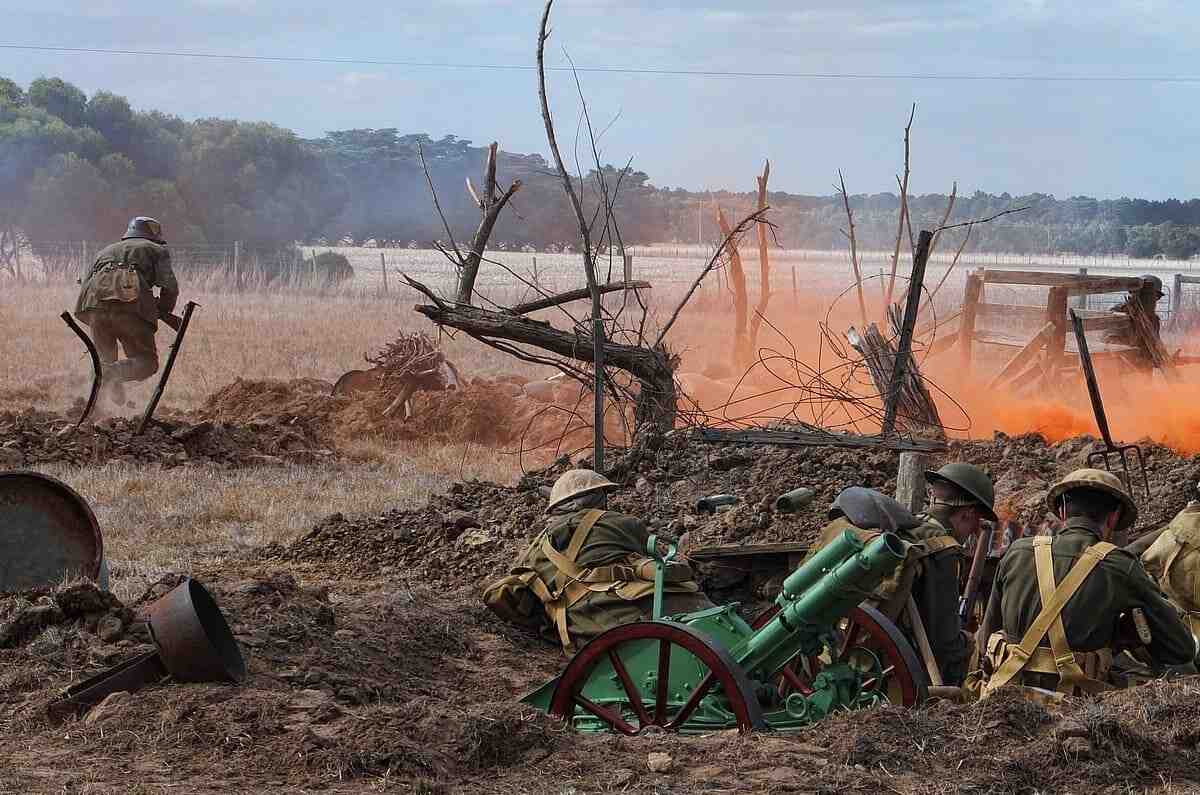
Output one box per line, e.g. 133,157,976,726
987,322,1053,389
975,303,1047,323
895,452,928,515
982,270,1145,292
1043,286,1069,393
1178,274,1200,285
694,427,947,453
1080,313,1133,332
959,272,984,374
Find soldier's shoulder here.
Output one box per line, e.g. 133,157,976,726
93,240,123,259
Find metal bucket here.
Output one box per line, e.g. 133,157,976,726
0,471,103,591
146,578,246,683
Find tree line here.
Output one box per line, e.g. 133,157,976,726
4,75,1200,266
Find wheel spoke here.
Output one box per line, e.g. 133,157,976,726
840,620,863,659
666,671,715,730
608,648,652,727
861,664,895,691
779,664,813,696
573,693,638,735
654,638,671,724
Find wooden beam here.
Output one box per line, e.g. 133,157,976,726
882,230,933,436
975,303,1047,323
895,452,928,515
959,272,984,375
1080,313,1133,332
694,428,947,453
1042,286,1069,393
508,281,651,315
982,270,1146,292
987,322,1053,390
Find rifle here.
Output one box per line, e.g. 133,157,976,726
958,522,995,625
159,310,183,332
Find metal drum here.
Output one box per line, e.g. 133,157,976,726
146,578,246,683
0,471,103,591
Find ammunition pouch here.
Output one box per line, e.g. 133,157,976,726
982,632,1113,697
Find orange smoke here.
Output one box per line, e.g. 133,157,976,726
666,286,1200,454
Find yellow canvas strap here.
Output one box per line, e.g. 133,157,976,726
984,539,1116,696
922,535,961,554
541,509,606,581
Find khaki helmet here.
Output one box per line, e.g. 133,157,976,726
546,469,618,512
1046,468,1138,531
123,216,164,243
924,462,997,521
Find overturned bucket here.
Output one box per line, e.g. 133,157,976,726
146,578,246,683
0,471,103,592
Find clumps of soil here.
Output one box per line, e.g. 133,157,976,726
0,582,146,700
195,376,586,450
0,407,333,469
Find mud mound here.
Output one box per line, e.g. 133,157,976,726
196,376,571,450
0,582,146,699
274,429,1200,591
0,408,333,469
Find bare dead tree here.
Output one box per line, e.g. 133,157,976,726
886,104,916,309
837,170,868,326
415,141,522,306
714,203,751,369
748,160,773,359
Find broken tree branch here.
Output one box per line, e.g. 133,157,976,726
508,281,651,315
886,104,916,309
838,169,868,326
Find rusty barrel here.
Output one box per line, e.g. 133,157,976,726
146,578,246,683
0,471,103,591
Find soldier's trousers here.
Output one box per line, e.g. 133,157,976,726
87,311,159,383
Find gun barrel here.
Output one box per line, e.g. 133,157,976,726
779,529,863,602
736,533,906,677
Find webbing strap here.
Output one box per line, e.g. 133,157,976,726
1035,539,1088,693
541,509,606,581
923,535,961,554
985,539,1116,695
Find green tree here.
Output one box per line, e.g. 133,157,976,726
27,77,87,127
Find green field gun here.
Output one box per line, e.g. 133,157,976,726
523,529,928,734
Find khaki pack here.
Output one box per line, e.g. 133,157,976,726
482,509,701,653
90,252,141,303
1141,506,1200,638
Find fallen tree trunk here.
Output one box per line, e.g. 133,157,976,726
413,300,678,430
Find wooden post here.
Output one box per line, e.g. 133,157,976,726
895,451,928,515
791,265,797,301
959,271,983,375
1075,267,1088,310
881,230,933,437
1173,273,1183,323
233,240,241,291
380,251,389,295
623,253,633,308
1042,285,1069,390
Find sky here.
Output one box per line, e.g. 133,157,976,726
3,0,1199,199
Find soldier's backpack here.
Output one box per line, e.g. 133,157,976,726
90,251,141,303
1141,505,1200,638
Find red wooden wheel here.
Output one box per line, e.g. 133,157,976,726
548,621,767,734
751,604,928,708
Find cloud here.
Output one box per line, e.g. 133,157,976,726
340,71,384,88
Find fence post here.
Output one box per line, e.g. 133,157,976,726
233,240,241,291
791,265,798,301
622,253,633,308
380,251,389,296
1075,267,1088,310
1173,273,1183,321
